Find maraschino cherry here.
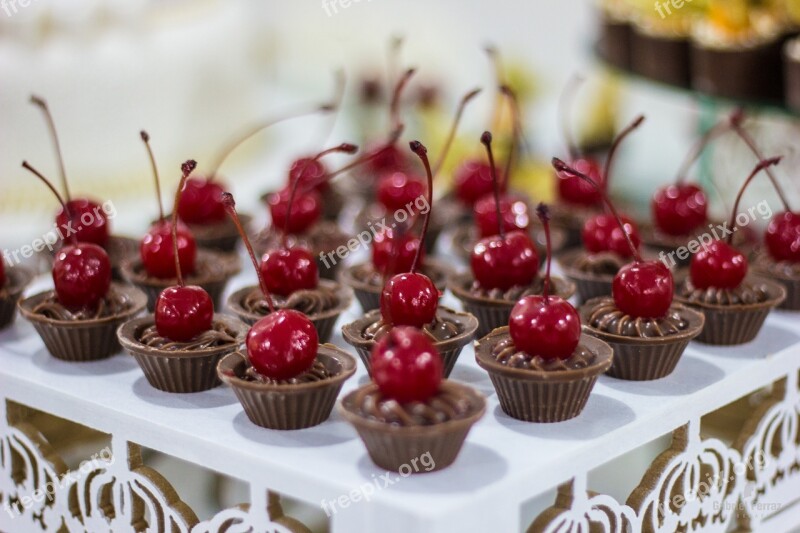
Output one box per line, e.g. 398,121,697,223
690,157,782,290
139,131,197,279
154,161,214,342
509,204,581,359
30,96,110,247
224,193,318,380
371,326,443,403
470,132,539,291
553,157,674,319
22,161,111,311
380,141,439,328
372,225,422,278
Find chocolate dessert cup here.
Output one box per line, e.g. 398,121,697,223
753,252,800,311
557,249,625,303
451,224,568,263
449,272,576,339
630,25,691,87
219,344,356,430
549,203,604,249
19,283,147,362
339,380,485,471
580,297,704,381
475,327,613,422
339,259,450,313
0,266,34,330
341,307,478,377
674,273,786,345
354,200,456,255
185,213,252,252
254,222,349,281
598,9,631,70
120,249,241,312
226,279,353,342
106,235,139,280
119,314,247,393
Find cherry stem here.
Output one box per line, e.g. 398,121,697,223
431,87,482,177
727,157,783,245
557,75,584,161
480,131,505,241
30,95,70,202
552,157,642,262
499,85,523,188
536,203,553,302
674,111,737,184
140,131,165,221
731,120,792,212
312,125,403,184
223,193,276,314
22,161,77,245
390,68,416,135
171,160,197,287
409,140,433,274
603,114,645,192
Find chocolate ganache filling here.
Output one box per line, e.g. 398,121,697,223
574,252,626,276
242,286,339,316
679,279,770,306
756,255,800,279
469,276,565,301
362,314,463,343
491,336,595,370
586,297,689,337
32,289,134,321
351,383,475,426
244,359,332,385
138,321,238,351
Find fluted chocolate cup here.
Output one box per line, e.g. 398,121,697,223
557,249,615,303
341,307,478,377
451,225,568,263
475,327,613,422
674,276,786,346
0,266,34,330
753,254,800,311
106,235,139,281
598,13,631,69
630,28,691,87
339,381,486,471
579,299,704,380
120,249,241,312
448,272,576,339
219,345,356,430
225,280,353,342
19,283,147,362
185,214,252,252
339,259,451,313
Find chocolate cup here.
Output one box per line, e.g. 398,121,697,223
630,28,691,87
785,41,800,112
753,254,800,311
186,214,252,252
219,345,356,430
557,248,615,304
19,283,148,362
341,307,478,378
339,381,486,471
119,314,248,393
339,259,451,313
225,280,353,342
106,235,139,281
0,266,34,330
475,327,613,422
674,275,786,346
692,38,784,102
254,222,348,281
549,203,604,249
579,299,705,381
451,224,568,263
120,249,241,312
598,15,631,69
448,272,576,339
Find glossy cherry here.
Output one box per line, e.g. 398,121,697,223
454,161,498,206
766,212,800,262
652,184,708,237
473,193,530,239
268,187,322,235
372,228,422,278
371,327,442,403
261,248,318,296
582,213,641,258
288,157,328,192
376,171,426,212
177,177,227,225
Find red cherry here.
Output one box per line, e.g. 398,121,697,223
247,309,318,380
372,229,422,277
178,177,227,225
613,261,674,318
55,198,109,248
376,172,426,212
268,187,322,234
366,143,410,175
454,160,499,206
652,184,708,236
474,193,530,238
509,295,581,360
289,157,328,192
260,247,318,297
371,326,442,403
765,211,800,262
689,241,747,290
140,220,197,279
582,213,641,258
53,243,112,311
155,285,213,342
557,158,605,206
471,231,538,290
380,273,438,328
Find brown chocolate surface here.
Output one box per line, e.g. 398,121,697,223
469,276,546,301
255,222,346,254
31,288,134,321
491,336,595,370
678,278,770,306
574,252,627,276
350,262,444,288
362,314,463,343
138,321,239,351
350,383,476,426
242,285,339,316
756,255,800,279
244,359,332,385
585,297,690,337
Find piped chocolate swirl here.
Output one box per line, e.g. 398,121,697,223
242,286,339,316
32,289,134,321
678,279,770,306
491,336,595,370
350,383,476,426
244,359,332,385
586,297,690,337
574,252,626,276
363,315,463,343
138,321,239,351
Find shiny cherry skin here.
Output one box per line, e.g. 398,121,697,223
372,229,422,277
509,295,581,360
288,157,328,192
556,157,605,206
380,273,438,328
140,220,197,279
155,285,214,342
454,160,498,206
376,172,426,212
690,240,748,290
52,243,111,311
652,184,708,237
366,143,410,175
260,247,318,297
55,198,109,248
765,211,800,263
371,326,442,403
471,231,539,290
613,260,674,318
246,309,318,380
268,186,322,235
582,213,641,258
178,177,227,225
474,193,530,239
